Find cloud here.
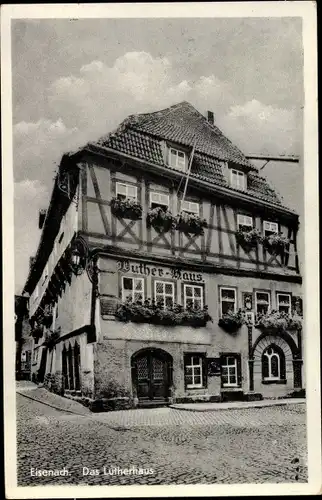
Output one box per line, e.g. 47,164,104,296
13,117,81,185
219,99,301,155
14,179,49,293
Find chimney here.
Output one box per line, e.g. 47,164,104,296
207,111,214,125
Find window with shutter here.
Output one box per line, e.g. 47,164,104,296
263,221,279,236
237,214,253,232
149,191,170,210
181,200,200,215
116,182,137,201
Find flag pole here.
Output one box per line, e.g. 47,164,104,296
181,140,196,208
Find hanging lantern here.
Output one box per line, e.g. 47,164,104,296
70,247,85,275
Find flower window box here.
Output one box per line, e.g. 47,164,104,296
218,310,244,333
176,212,208,235
110,197,142,220
147,207,176,232
115,298,212,327
235,228,261,251
255,310,302,333
262,233,290,256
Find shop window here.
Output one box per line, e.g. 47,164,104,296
263,221,279,237
116,182,137,201
230,169,246,191
150,191,169,210
237,214,253,232
277,293,291,315
122,277,144,302
255,291,271,316
220,354,241,387
219,287,237,316
262,345,286,382
181,200,200,215
184,354,206,389
184,284,203,310
155,280,174,309
168,148,186,171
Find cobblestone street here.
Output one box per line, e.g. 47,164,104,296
17,391,307,486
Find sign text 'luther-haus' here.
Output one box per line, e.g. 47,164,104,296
116,260,204,282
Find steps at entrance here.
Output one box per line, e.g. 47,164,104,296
138,400,170,409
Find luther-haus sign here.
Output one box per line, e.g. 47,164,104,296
117,259,204,282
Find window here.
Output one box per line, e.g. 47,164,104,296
277,293,291,315
184,284,203,310
262,345,286,381
255,291,270,316
169,148,186,171
220,287,237,316
155,281,175,308
116,182,137,201
181,200,200,215
264,221,279,237
122,277,144,302
221,354,241,387
231,169,246,190
237,214,253,232
184,354,205,388
150,191,169,210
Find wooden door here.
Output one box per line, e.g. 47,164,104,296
135,352,168,401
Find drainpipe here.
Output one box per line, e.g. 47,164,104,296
87,252,99,344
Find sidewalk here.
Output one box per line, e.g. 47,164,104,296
170,398,306,412
16,381,91,415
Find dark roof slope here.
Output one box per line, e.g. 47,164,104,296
91,101,286,207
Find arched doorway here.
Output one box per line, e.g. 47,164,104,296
131,348,173,404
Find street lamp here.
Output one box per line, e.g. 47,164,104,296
70,247,85,275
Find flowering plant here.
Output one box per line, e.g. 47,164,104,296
115,298,213,327
262,232,290,255
255,310,302,332
110,197,142,220
147,207,176,232
218,309,244,333
176,212,208,235
235,228,262,249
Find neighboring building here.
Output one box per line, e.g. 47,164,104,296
23,101,303,409
15,294,32,380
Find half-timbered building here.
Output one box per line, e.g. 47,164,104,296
24,101,304,410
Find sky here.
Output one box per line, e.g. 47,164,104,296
12,17,304,294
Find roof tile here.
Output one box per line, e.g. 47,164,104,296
93,102,287,208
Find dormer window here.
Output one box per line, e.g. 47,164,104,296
116,182,137,201
181,200,200,215
230,169,246,191
150,191,169,211
169,148,186,171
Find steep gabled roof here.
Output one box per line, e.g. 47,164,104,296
92,101,284,207
98,101,253,168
